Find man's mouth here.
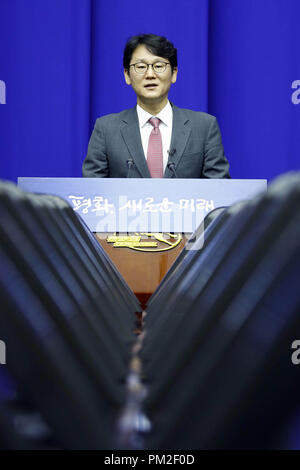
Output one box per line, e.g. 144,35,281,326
144,84,158,88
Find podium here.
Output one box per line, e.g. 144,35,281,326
18,177,267,307
94,232,188,308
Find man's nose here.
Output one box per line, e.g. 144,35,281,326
145,64,156,78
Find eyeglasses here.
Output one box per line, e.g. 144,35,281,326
129,61,170,74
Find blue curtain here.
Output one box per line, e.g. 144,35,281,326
0,0,299,183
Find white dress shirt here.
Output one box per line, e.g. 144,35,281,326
136,101,173,174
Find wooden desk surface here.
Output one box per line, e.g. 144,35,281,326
95,233,188,309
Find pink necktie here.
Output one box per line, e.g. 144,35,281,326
147,117,163,178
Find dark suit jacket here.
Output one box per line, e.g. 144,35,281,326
82,103,230,178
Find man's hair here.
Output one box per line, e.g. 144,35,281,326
123,34,178,72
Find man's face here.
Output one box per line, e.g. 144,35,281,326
124,44,177,107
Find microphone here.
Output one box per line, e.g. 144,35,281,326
126,158,134,178
167,149,177,177
167,161,178,178
168,148,176,157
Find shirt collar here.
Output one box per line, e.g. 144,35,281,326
136,101,173,128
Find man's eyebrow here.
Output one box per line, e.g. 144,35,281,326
132,58,166,63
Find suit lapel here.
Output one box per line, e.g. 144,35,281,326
164,104,191,177
120,107,151,178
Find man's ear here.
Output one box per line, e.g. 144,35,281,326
171,67,178,84
124,69,131,85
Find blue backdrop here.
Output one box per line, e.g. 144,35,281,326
0,0,299,183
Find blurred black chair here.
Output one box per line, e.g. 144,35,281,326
141,172,300,449
0,181,141,449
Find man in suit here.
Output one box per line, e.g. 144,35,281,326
82,34,230,179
